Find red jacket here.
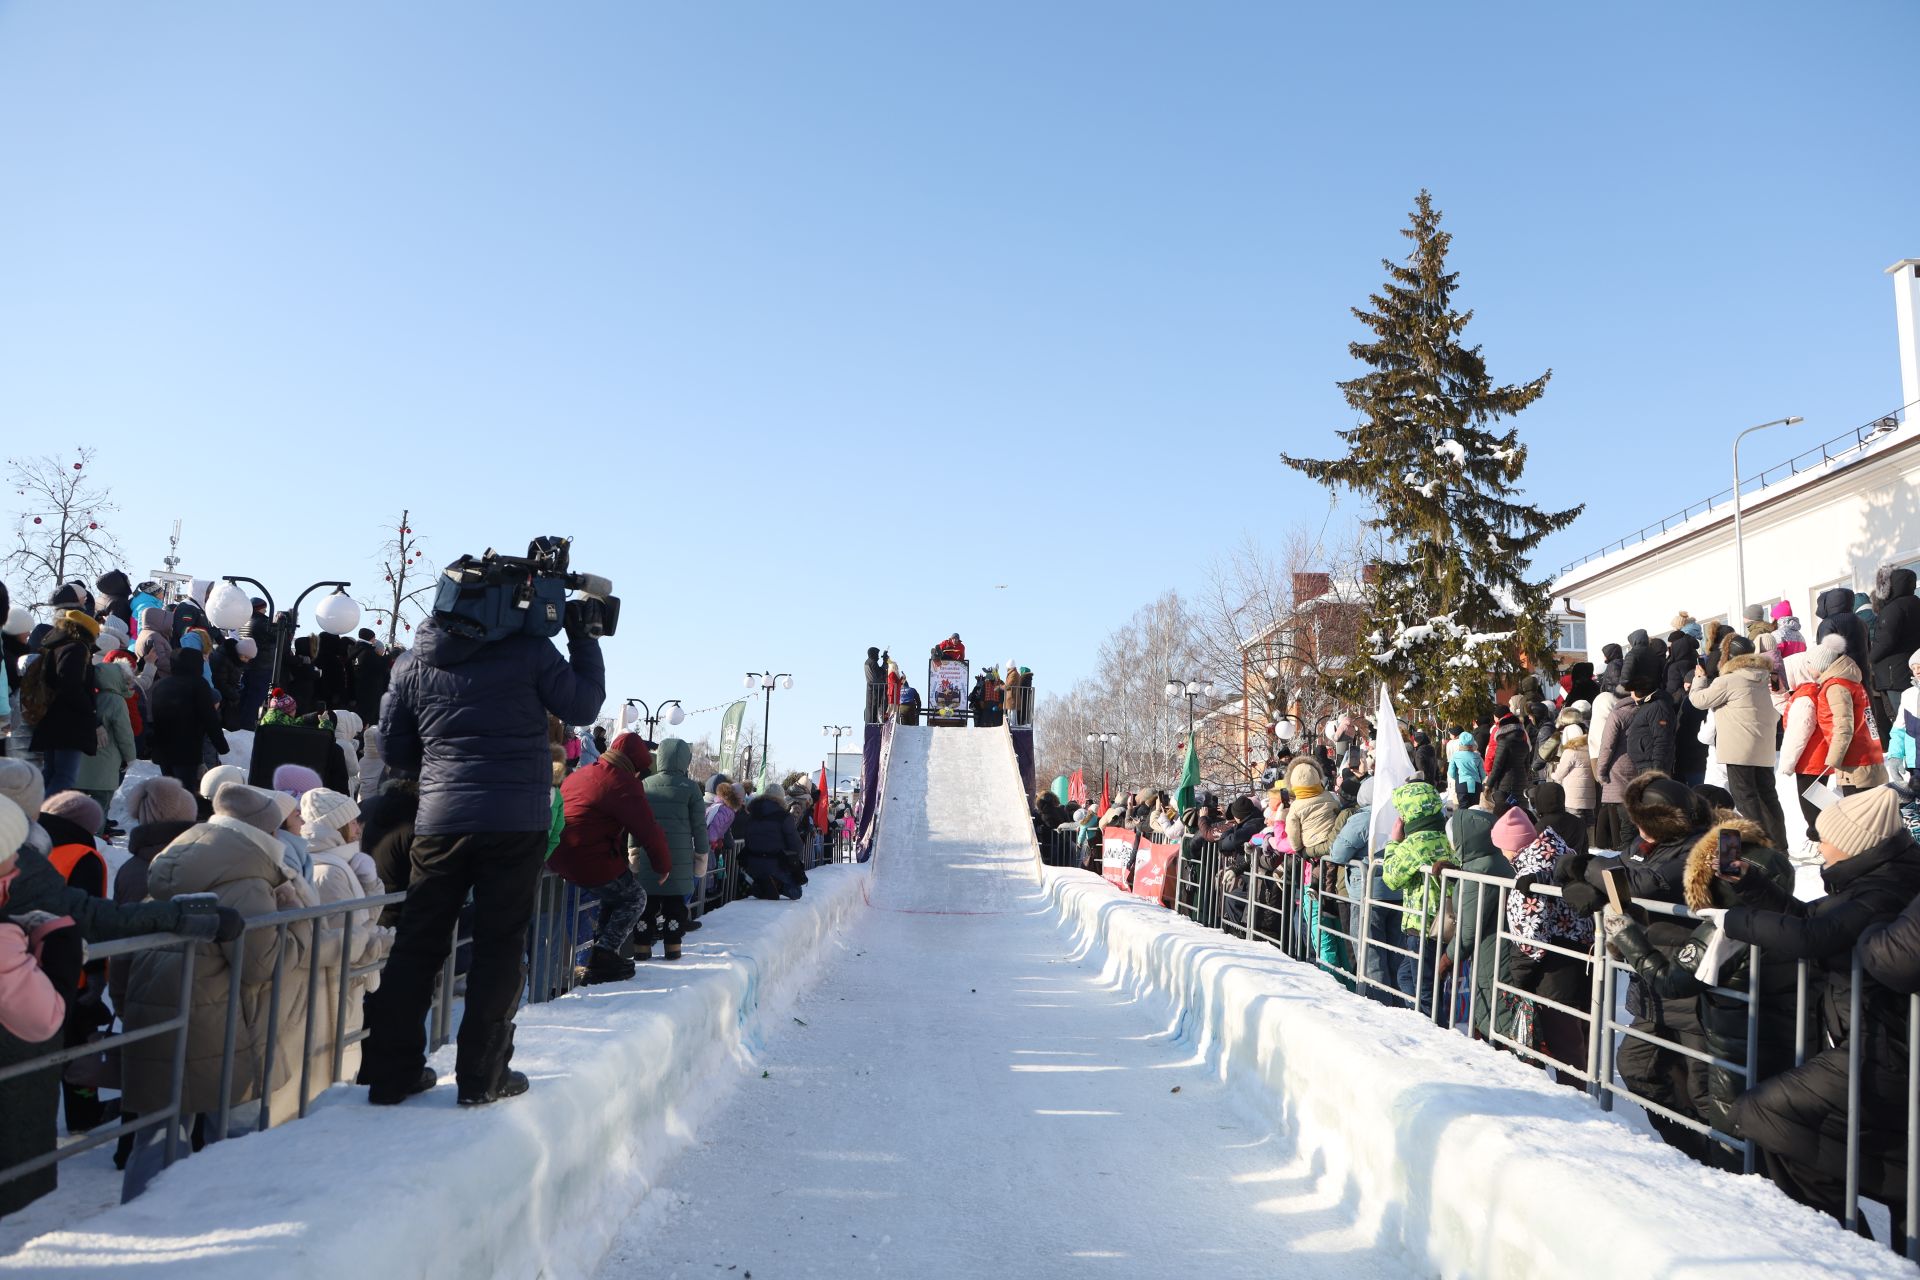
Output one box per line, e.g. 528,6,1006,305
549,757,671,888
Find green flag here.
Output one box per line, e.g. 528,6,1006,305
716,700,747,774
1174,735,1199,816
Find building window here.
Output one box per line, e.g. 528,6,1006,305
1556,618,1587,652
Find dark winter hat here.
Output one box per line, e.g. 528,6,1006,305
358,628,375,641
1724,635,1755,658
1693,783,1735,814
1528,781,1566,817
1624,772,1707,843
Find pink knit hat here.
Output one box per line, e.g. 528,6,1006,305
272,763,324,798
1770,599,1794,620
1491,807,1538,853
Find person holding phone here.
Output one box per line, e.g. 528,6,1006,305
1599,813,1797,1167
1714,787,1920,1240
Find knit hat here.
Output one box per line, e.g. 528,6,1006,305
272,764,324,798
129,776,197,827
198,764,246,800
60,609,101,639
1670,611,1693,633
1,604,29,637
1770,600,1794,620
236,637,258,661
1805,633,1848,676
0,796,26,872
1561,724,1587,747
1815,787,1907,859
1285,756,1325,797
299,788,360,834
1492,807,1538,853
1455,731,1476,750
266,688,297,718
1909,649,1920,673
1743,603,1766,623
0,758,46,820
605,732,654,775
100,615,130,648
41,790,105,835
212,783,296,835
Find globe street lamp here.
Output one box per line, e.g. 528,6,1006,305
822,724,852,797
1164,676,1216,743
1731,415,1805,621
1085,730,1118,807
216,575,356,692
744,670,793,787
622,697,684,739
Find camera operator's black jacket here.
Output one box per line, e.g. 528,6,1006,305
381,617,604,836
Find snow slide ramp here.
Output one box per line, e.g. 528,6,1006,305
863,725,1041,914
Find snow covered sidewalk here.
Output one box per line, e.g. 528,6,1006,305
0,867,867,1279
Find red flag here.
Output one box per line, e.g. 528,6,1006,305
1099,772,1110,817
1068,769,1086,805
814,765,830,832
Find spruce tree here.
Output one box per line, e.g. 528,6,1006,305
1282,191,1582,725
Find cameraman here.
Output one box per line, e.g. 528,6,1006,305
361,579,605,1107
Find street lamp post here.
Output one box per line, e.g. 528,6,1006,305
1731,415,1805,622
744,670,793,787
822,725,851,797
213,575,357,692
1085,730,1117,808
622,697,684,739
1163,676,1216,745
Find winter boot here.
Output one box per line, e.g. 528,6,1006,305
662,936,682,961
368,1067,439,1107
578,946,636,986
458,1070,530,1106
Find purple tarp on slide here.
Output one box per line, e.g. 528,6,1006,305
854,721,889,862
1010,727,1036,803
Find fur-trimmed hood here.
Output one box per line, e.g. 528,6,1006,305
1720,652,1774,677
1683,818,1792,911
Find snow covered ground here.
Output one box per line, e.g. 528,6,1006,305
6,724,1907,1277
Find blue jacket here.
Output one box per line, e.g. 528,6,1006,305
380,618,606,836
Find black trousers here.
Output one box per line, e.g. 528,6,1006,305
634,892,690,951
361,830,545,1094
1725,763,1789,854
1593,802,1628,854
1617,999,1729,1167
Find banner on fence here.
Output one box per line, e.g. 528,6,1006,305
1131,837,1179,905
1101,826,1139,890
928,659,969,715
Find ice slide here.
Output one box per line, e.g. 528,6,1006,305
594,726,1409,1279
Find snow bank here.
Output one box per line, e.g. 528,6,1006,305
3,867,867,1280
1043,870,1909,1280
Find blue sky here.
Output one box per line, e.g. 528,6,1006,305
1,1,1915,771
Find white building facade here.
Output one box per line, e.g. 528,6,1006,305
1553,259,1920,644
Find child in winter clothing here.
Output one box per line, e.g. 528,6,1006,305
1282,756,1346,858
1447,733,1484,808
1382,782,1451,938
0,793,76,1218
1551,726,1596,825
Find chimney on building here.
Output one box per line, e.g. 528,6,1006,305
1888,258,1920,420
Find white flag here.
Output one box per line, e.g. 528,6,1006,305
1366,685,1417,857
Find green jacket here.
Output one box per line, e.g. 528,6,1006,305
74,661,137,795
637,738,704,895
1382,782,1451,936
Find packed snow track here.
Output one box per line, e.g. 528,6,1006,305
595,727,1406,1279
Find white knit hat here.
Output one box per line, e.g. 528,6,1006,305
198,764,246,801
236,636,258,661
299,788,360,833
1,605,30,637
0,795,27,872
1806,633,1848,675
1816,787,1907,859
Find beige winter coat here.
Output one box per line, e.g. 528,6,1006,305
1686,653,1778,769
1552,746,1597,813
120,817,316,1121
299,836,393,1097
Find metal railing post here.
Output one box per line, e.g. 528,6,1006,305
1845,950,1863,1232
214,939,247,1141
258,922,289,1133
1743,942,1761,1175
333,910,354,1085
162,942,197,1168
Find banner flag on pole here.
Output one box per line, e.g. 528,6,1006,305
814,765,830,833
1366,685,1417,859
716,700,747,774
1174,736,1200,816
1068,769,1087,805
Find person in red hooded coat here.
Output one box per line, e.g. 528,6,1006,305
550,732,670,984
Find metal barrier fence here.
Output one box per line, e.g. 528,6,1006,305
1073,836,1920,1257
1,833,805,1209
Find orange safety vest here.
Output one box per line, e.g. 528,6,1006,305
49,842,107,991
1809,675,1886,772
